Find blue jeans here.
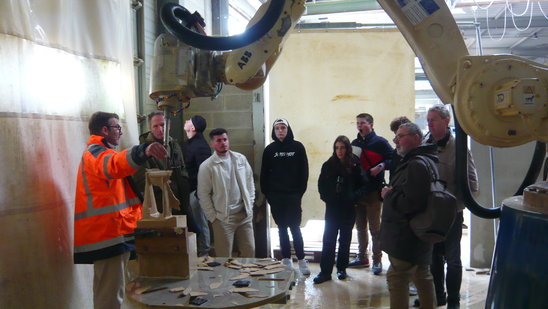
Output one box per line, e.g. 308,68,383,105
190,190,211,256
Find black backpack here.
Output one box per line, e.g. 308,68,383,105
409,156,457,243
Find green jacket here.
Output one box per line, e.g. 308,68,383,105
133,132,190,213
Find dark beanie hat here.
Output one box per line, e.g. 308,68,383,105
191,115,207,133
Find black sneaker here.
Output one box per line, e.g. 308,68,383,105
437,293,447,306
447,301,460,309
414,296,447,308
446,295,459,308
348,258,370,268
313,273,332,284
337,270,347,280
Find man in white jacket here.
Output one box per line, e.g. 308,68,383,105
197,128,255,257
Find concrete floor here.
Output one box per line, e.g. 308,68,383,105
265,220,492,308
259,260,491,309
123,220,491,309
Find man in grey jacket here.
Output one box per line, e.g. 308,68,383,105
197,128,255,257
424,105,478,309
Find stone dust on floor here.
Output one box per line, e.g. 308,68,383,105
259,259,491,309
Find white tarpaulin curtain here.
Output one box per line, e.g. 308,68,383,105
0,1,138,307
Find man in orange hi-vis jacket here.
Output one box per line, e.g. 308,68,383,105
74,111,167,309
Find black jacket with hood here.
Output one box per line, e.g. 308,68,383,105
318,155,366,215
183,132,211,192
260,122,309,197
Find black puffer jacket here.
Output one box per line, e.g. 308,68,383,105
318,156,366,209
380,144,438,265
260,123,308,197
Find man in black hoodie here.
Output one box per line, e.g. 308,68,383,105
260,118,310,275
183,115,212,256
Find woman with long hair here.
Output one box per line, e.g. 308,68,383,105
313,135,366,284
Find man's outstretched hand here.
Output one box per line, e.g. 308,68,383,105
145,142,168,159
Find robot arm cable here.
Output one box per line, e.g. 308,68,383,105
454,108,501,219
160,1,285,51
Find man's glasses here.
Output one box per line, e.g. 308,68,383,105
108,125,122,132
393,133,414,142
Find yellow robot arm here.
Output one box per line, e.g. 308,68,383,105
151,0,547,147
150,0,305,106
377,0,547,147
222,0,305,89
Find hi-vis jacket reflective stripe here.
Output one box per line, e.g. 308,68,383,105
74,135,142,254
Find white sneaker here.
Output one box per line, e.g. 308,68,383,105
281,258,293,269
298,259,311,275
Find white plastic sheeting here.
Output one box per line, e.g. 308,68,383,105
0,1,138,307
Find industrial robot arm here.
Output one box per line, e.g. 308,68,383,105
149,1,304,148
377,0,548,148
149,0,305,110
150,0,547,148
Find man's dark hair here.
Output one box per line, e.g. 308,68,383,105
390,116,411,133
209,128,228,140
89,111,119,135
356,113,374,124
147,110,164,123
399,122,423,141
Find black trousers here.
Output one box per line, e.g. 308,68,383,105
431,211,464,303
268,193,305,260
319,206,356,275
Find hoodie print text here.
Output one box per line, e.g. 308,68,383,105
273,152,296,158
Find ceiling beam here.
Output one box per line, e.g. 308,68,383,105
454,0,541,8
304,0,381,15
468,46,548,58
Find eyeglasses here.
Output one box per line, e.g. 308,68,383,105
393,133,414,142
108,125,122,132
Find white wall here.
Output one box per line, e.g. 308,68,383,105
469,141,541,268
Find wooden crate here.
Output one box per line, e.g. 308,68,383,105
135,227,197,279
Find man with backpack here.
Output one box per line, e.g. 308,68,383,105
380,122,437,309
